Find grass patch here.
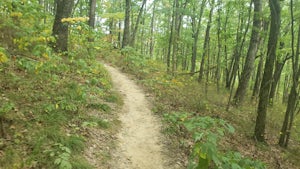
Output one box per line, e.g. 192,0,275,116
0,52,114,168
82,118,110,129
87,103,111,113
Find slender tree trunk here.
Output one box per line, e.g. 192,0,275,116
198,0,215,82
254,0,281,142
88,0,96,28
149,0,156,58
140,14,146,54
279,0,300,147
130,0,146,46
122,0,131,48
282,74,290,104
252,21,269,100
39,0,47,23
88,0,96,42
224,8,230,85
172,0,187,73
52,0,74,52
226,2,252,89
172,0,179,73
269,59,285,103
233,0,262,105
118,20,122,48
226,13,242,89
279,83,298,147
167,9,175,72
216,0,222,92
190,0,206,73
252,55,264,99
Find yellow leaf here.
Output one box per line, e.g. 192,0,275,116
10,12,23,18
76,26,82,30
199,152,207,159
0,52,8,63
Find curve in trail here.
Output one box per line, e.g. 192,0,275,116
104,64,166,169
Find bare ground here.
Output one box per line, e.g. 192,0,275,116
104,64,181,169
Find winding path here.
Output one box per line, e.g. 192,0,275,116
104,64,166,169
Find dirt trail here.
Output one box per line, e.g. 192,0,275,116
104,64,167,169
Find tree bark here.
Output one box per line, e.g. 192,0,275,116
190,0,206,73
269,59,285,103
171,0,180,73
282,75,290,104
166,2,175,72
122,0,131,48
130,0,146,47
252,55,264,99
279,83,298,147
233,0,262,105
215,0,222,92
254,0,280,142
52,0,74,52
226,3,252,89
88,0,96,42
88,0,96,29
198,0,215,82
279,0,300,147
149,0,156,58
252,20,269,100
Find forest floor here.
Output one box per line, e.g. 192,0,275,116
98,51,300,169
102,64,183,169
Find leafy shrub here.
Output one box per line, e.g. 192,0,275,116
164,112,265,169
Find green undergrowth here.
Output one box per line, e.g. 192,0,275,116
0,51,116,168
99,46,267,169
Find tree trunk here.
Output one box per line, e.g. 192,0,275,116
172,0,187,73
198,0,215,82
52,0,74,52
122,0,131,48
279,83,298,147
149,0,156,58
282,75,290,104
252,20,269,100
88,0,96,42
166,5,175,72
88,0,96,28
130,0,146,47
233,0,262,105
215,0,222,92
171,0,179,73
252,55,264,100
269,59,285,104
118,19,122,48
190,0,206,73
223,7,230,86
254,0,281,142
226,12,246,88
279,1,300,147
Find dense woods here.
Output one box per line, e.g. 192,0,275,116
0,0,300,168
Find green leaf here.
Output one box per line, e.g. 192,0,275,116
54,158,61,165
59,160,72,169
193,132,204,141
197,154,209,169
0,102,14,116
226,124,235,133
231,163,242,169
